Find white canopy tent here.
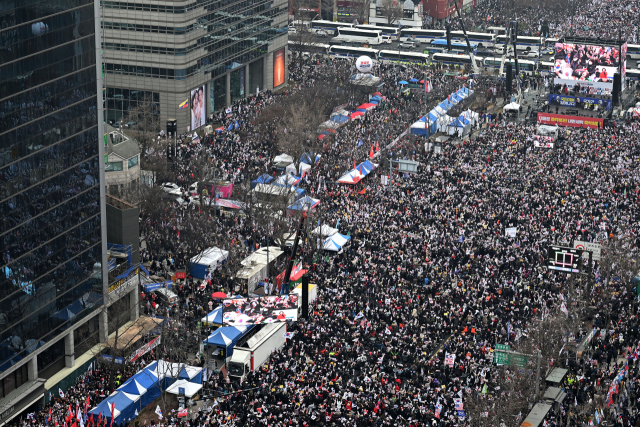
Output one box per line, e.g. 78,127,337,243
311,225,338,237
503,102,520,111
273,154,293,164
299,162,311,175
165,380,203,398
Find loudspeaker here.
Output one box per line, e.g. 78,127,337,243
506,63,513,93
613,73,621,104
167,119,177,136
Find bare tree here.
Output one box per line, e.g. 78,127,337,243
377,0,402,26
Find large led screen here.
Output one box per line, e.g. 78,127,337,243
273,48,285,88
553,43,624,94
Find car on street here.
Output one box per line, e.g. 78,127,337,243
312,29,328,37
161,182,181,193
399,41,417,49
288,27,297,34
381,35,392,44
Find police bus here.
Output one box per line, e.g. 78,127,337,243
481,57,537,75
328,45,379,59
538,61,555,76
378,50,429,64
431,53,482,68
399,29,445,43
334,28,383,45
625,44,640,60
356,24,400,40
288,41,329,56
311,20,354,35
450,31,496,48
486,26,507,35
429,39,477,55
496,35,542,52
626,69,640,80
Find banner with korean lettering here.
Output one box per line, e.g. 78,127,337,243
537,113,603,129
547,94,611,110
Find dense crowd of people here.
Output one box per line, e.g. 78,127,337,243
16,17,640,427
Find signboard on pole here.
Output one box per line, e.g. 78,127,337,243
494,344,510,365
572,241,602,261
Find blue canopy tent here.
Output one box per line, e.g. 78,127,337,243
205,325,254,358
330,115,349,126
251,174,274,188
120,371,160,409
358,160,376,175
439,100,453,110
371,95,382,102
202,306,223,326
178,365,204,384
410,116,437,136
89,391,140,424
287,196,320,213
322,233,351,251
300,152,314,165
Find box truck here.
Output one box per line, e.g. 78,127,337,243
227,323,287,382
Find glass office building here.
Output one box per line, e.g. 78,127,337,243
0,0,107,420
102,0,289,132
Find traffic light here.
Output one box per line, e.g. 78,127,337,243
506,63,513,93
445,24,451,51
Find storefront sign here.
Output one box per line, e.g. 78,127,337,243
537,113,603,129
175,271,186,279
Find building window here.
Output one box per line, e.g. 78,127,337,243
128,156,139,169
106,161,123,172
0,365,28,399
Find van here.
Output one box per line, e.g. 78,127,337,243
152,287,178,305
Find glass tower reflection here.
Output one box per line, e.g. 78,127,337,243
0,0,104,386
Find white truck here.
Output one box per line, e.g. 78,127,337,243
227,323,287,382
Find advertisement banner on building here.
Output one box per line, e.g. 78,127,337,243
547,94,611,110
537,113,603,129
128,336,162,363
273,48,285,87
553,42,624,93
222,295,299,325
190,85,206,131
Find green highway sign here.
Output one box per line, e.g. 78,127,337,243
494,344,529,367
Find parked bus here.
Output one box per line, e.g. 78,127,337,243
496,35,542,51
481,57,537,75
625,44,640,60
626,69,640,80
329,45,379,59
378,50,429,64
486,26,506,35
431,53,481,68
544,37,560,47
311,20,354,35
429,39,477,55
450,31,496,48
356,24,400,40
399,28,445,43
539,61,555,76
288,41,329,56
334,28,382,45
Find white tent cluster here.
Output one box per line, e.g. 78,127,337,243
410,87,475,137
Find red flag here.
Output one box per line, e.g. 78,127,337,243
109,402,115,427
369,146,374,159
376,140,379,152
353,158,356,170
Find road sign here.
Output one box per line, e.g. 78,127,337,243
572,241,602,261
494,344,510,365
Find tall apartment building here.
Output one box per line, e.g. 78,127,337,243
101,0,290,134
0,0,110,421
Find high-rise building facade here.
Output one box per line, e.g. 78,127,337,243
101,0,290,133
0,0,108,421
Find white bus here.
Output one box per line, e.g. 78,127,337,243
496,35,542,51
334,28,383,45
626,69,640,80
486,26,507,35
432,53,481,68
625,44,640,60
288,41,329,56
539,61,555,76
399,29,445,43
329,45,379,59
544,37,560,47
481,57,537,75
356,24,400,40
311,20,354,35
378,50,429,64
450,31,496,48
